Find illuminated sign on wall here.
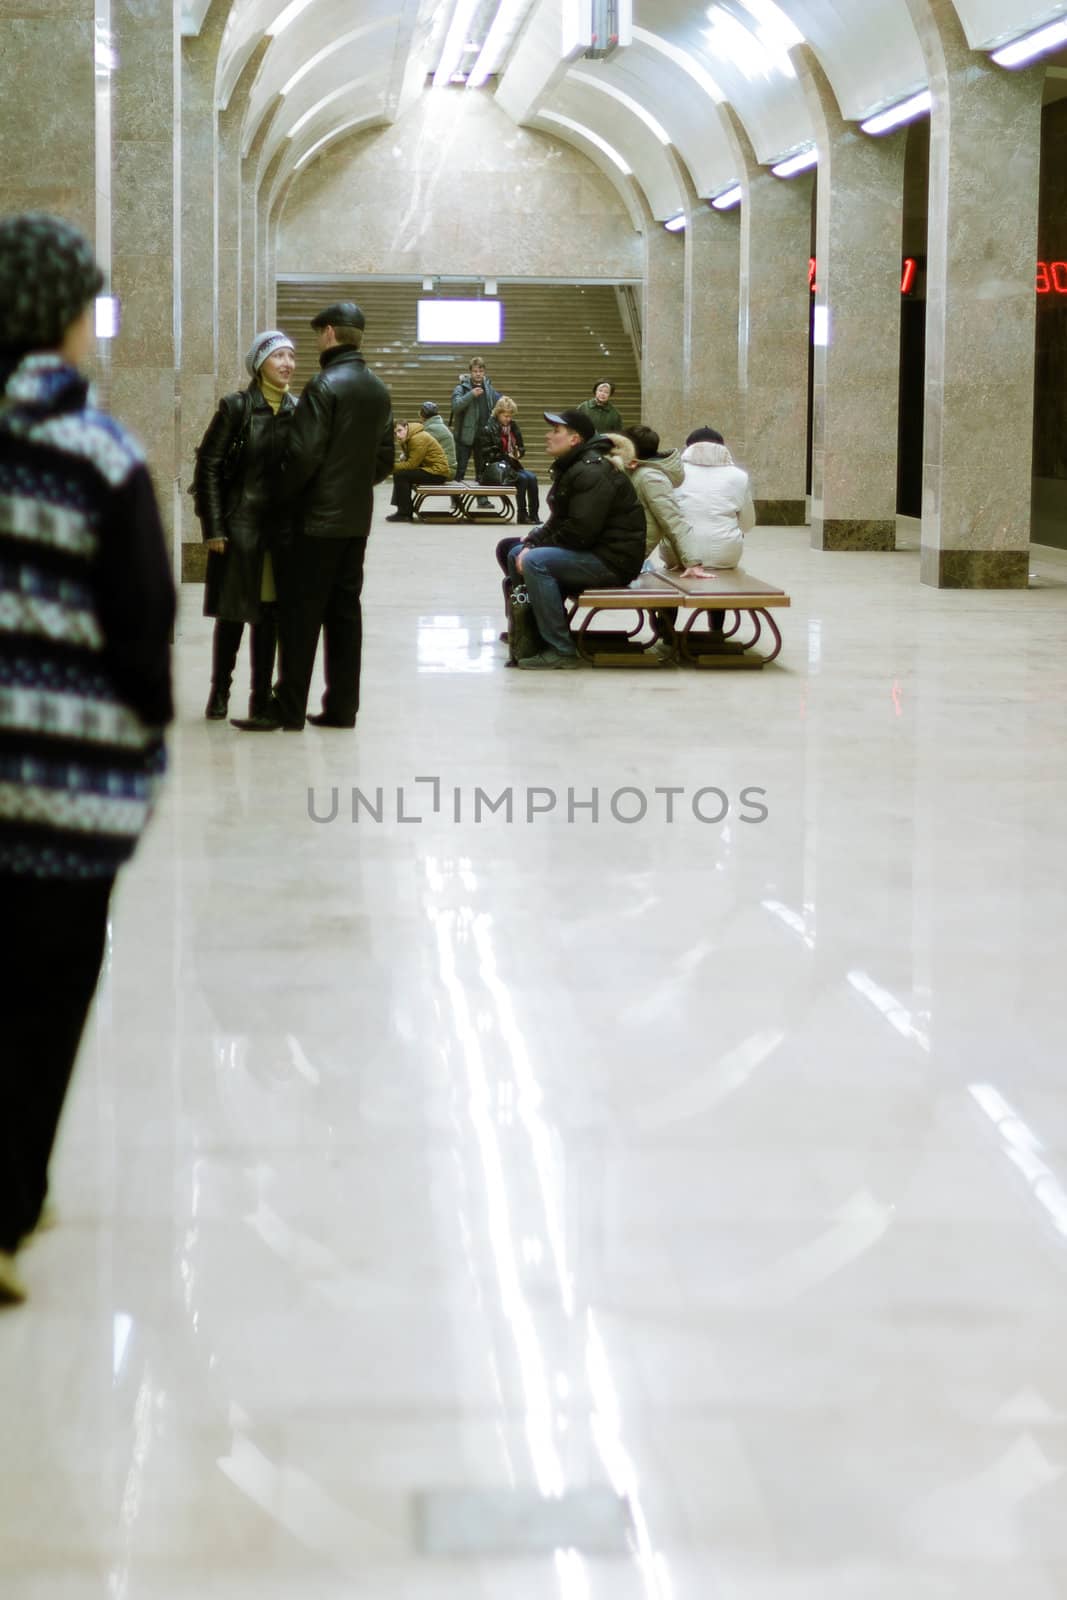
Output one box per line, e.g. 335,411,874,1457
1037,262,1067,295
808,258,920,295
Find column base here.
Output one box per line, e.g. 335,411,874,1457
182,542,209,582
755,499,807,526
920,548,1030,589
812,518,896,552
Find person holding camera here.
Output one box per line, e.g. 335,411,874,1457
450,357,500,481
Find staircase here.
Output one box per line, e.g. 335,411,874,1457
276,280,642,482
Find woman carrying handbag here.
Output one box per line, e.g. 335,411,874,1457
477,397,540,523
194,330,296,721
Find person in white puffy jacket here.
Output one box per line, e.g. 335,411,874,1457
673,426,756,572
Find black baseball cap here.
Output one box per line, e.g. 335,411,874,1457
310,300,366,330
543,409,595,441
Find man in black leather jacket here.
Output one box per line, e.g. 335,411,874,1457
242,301,393,730
506,410,645,669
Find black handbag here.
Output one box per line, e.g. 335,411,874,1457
189,390,253,520
479,459,519,487
506,581,544,665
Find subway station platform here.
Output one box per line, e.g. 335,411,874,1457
3,499,1067,1597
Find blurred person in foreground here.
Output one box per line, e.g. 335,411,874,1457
0,213,174,1306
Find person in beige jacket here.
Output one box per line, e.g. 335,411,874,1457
606,426,692,565
387,419,450,521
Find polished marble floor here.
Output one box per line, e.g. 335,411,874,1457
3,500,1067,1598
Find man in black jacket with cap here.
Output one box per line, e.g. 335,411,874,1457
506,409,645,669
234,301,393,730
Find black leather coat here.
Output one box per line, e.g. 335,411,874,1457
525,437,645,581
283,346,394,538
476,416,526,477
198,384,295,624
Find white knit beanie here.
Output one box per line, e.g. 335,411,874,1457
245,329,294,376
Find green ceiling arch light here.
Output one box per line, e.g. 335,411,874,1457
860,89,932,136
991,16,1067,67
710,183,742,210
771,144,817,178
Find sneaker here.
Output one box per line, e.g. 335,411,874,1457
0,1252,27,1306
516,649,580,671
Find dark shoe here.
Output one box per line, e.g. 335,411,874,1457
205,688,229,720
231,713,282,731
308,712,356,729
516,649,580,671
386,513,413,522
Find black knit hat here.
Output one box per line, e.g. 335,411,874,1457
0,212,104,353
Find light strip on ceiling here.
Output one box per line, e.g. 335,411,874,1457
268,0,314,38
569,70,672,144
632,25,725,102
466,0,529,88
710,183,742,210
992,16,1067,66
433,0,482,86
538,111,632,175
771,144,817,178
281,23,382,95
860,88,932,135
664,212,686,232
285,76,372,141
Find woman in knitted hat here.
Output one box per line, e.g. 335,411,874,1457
193,330,296,725
0,213,174,1305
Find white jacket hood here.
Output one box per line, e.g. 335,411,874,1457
682,441,736,469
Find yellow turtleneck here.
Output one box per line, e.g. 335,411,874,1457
259,375,288,414
257,376,289,602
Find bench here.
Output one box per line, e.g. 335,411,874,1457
569,568,790,668
411,481,518,523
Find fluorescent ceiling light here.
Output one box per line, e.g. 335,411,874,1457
538,111,632,175
771,145,817,178
860,88,932,135
992,16,1067,67
710,183,742,210
467,0,530,88
433,0,482,87
664,212,686,232
268,0,314,38
704,0,802,81
569,71,672,144
632,25,725,102
95,296,120,338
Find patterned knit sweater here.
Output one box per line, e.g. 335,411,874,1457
0,354,175,879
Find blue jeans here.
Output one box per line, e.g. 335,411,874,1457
508,544,619,656
513,469,539,521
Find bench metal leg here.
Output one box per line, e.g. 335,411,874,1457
678,607,783,667
572,605,679,666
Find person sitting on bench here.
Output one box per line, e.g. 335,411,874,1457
505,410,645,671
673,426,756,573
477,397,540,523
387,418,451,522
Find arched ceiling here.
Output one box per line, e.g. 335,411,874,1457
180,0,1067,227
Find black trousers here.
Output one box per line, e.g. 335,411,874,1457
455,440,474,481
0,873,114,1252
274,533,367,727
211,608,277,714
392,468,446,518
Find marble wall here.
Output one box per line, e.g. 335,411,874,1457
275,93,643,281
643,226,686,450
0,0,95,230
685,204,743,451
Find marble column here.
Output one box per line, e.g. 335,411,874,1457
109,0,180,554
258,148,288,332
0,0,95,228
722,106,813,525
643,224,686,450
241,97,282,347
672,149,743,447
685,202,742,450
180,0,227,562
218,42,270,396
904,0,1043,587
795,44,906,552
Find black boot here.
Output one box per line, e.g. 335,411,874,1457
205,686,229,720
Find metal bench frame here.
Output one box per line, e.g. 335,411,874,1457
570,570,791,668
411,481,518,523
